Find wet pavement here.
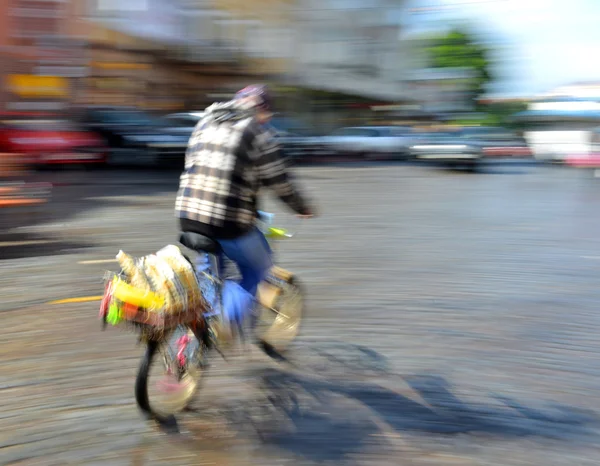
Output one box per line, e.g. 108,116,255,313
2,162,600,465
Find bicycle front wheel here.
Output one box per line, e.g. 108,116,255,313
255,277,304,355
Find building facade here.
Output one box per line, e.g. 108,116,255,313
289,0,414,101
0,0,282,114
0,0,86,112
80,0,264,111
0,0,429,122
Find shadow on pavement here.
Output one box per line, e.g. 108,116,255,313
209,342,596,463
124,343,599,464
251,368,598,463
0,232,93,260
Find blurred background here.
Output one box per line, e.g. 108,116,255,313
2,0,600,181
2,0,600,184
3,1,600,465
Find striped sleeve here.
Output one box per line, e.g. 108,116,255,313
250,124,310,215
184,118,207,170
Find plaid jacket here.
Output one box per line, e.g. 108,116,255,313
175,101,310,239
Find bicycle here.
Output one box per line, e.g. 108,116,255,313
99,211,304,424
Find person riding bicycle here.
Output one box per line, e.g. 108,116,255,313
175,84,314,324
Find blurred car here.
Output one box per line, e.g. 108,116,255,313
164,112,330,163
410,129,485,171
0,119,107,167
565,125,600,168
80,107,190,166
272,130,329,163
268,116,327,162
164,112,205,138
320,126,414,160
460,126,531,157
410,126,531,171
270,115,312,135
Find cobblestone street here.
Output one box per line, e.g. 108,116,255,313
2,163,600,465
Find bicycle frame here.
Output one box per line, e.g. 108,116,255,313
99,211,297,352
114,212,305,423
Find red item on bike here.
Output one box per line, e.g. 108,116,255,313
122,302,139,319
99,281,113,319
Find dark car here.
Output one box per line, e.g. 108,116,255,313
269,116,326,162
80,107,190,166
164,112,205,139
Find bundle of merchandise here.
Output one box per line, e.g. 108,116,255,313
101,245,208,328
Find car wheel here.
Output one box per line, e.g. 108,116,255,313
465,159,481,173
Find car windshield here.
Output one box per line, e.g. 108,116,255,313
270,117,310,136
91,110,163,126
415,132,457,139
388,126,413,136
371,127,392,136
1,119,79,131
165,114,204,127
460,127,516,140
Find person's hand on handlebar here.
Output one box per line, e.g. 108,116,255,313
297,206,317,219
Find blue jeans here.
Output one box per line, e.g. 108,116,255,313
194,227,272,324
216,228,273,296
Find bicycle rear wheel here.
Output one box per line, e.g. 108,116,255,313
135,325,207,421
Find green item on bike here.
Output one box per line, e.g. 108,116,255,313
107,302,123,326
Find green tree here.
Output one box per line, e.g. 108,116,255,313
426,29,492,106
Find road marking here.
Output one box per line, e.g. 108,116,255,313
582,255,600,260
0,239,62,247
48,296,103,305
78,259,117,265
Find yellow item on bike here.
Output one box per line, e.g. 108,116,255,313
267,227,288,240
144,254,179,311
156,245,203,310
111,277,165,311
111,246,204,316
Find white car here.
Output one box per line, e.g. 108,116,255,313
320,126,414,160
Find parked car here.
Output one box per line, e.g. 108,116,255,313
0,118,107,167
80,107,190,166
410,129,485,171
267,116,326,162
271,130,329,163
165,112,330,163
565,125,600,168
320,126,414,160
410,126,531,171
164,112,205,138
460,126,531,157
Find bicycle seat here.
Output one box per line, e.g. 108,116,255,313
179,232,222,254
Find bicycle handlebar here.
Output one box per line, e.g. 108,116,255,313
257,210,303,239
